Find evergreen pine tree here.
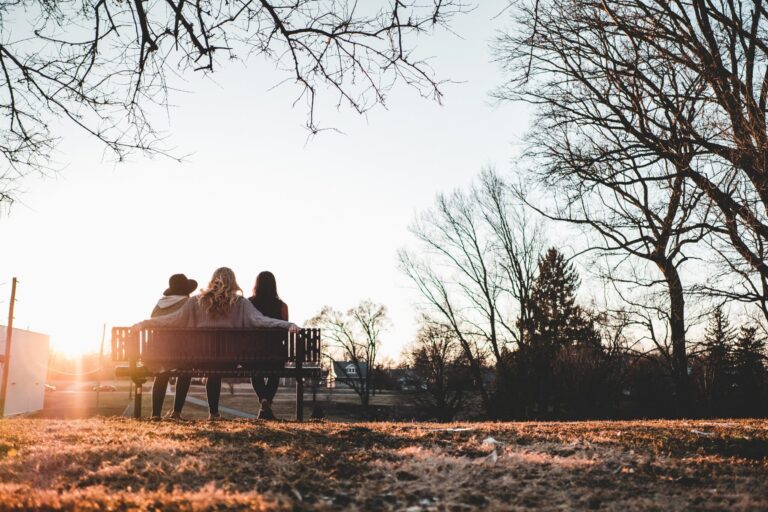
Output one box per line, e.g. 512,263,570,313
732,325,767,415
521,248,601,418
526,248,599,349
701,306,735,415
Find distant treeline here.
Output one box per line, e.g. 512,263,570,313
405,249,767,421
401,0,768,422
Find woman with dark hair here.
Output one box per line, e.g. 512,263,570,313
249,271,288,419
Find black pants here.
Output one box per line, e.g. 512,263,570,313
205,376,222,415
205,374,280,415
152,373,192,417
251,375,279,402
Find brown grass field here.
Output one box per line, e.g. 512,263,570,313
0,418,767,511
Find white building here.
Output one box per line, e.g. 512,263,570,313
0,327,50,417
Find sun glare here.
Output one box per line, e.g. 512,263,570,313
50,334,102,358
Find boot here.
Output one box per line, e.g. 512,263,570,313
257,399,277,420
310,405,326,420
165,410,184,421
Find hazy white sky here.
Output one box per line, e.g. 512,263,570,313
0,2,530,359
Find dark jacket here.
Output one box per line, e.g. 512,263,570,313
249,296,287,320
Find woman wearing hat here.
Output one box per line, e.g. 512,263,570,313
150,273,198,420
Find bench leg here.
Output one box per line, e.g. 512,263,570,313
296,377,304,421
133,378,146,419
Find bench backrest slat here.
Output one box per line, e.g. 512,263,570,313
111,327,322,369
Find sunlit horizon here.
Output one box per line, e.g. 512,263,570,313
49,334,105,358
0,3,524,363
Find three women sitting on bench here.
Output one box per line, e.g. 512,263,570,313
134,267,300,420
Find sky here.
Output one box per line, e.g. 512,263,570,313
0,2,531,360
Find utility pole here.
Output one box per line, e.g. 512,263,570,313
95,324,106,414
0,278,18,418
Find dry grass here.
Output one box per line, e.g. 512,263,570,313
0,418,767,510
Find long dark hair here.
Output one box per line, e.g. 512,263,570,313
250,271,283,319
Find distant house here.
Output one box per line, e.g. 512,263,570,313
329,361,368,388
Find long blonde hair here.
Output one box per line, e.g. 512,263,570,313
198,267,243,317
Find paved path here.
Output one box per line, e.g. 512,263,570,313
121,390,256,419
183,396,256,418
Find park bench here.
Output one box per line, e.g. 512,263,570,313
111,327,322,420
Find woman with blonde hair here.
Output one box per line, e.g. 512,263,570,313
134,267,299,419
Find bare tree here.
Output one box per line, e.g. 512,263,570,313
0,0,466,204
493,0,768,322
398,248,494,412
694,210,768,322
594,307,645,386
406,315,471,421
478,170,542,345
308,300,388,409
398,168,545,416
511,143,711,408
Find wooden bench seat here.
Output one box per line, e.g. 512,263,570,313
112,327,322,420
